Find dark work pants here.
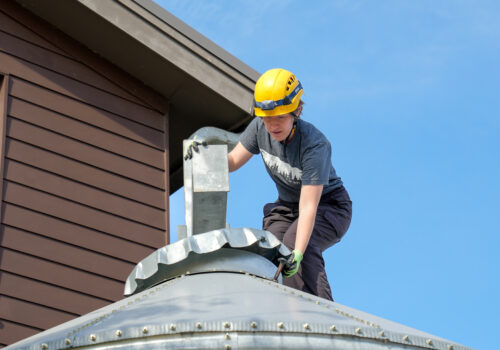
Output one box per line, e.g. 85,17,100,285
262,186,352,301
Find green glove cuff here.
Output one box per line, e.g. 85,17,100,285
292,249,303,264
284,249,303,278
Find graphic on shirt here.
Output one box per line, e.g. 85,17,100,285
260,149,302,184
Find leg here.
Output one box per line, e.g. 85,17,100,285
277,219,334,301
262,203,338,300
262,202,297,242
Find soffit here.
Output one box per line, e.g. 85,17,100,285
14,0,259,192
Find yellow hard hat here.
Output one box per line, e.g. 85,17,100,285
254,68,304,117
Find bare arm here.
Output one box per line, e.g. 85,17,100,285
295,185,323,254
228,142,253,172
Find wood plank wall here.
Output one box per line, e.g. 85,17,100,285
0,1,170,346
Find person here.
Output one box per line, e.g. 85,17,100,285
227,68,352,300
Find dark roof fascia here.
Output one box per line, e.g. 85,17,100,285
133,0,260,84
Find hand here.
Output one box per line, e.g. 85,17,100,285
184,140,207,160
278,249,303,278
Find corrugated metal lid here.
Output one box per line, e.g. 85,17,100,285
124,227,291,295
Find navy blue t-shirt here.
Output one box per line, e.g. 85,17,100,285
239,118,343,203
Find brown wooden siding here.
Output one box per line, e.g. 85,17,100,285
0,1,170,346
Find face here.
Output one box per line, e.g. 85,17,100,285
261,114,295,142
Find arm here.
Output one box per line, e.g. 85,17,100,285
295,184,323,254
228,142,253,172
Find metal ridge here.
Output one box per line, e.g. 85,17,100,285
124,227,291,295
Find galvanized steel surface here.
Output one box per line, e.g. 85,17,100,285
182,142,230,236
6,272,471,350
124,227,291,295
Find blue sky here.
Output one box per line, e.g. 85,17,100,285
159,1,499,349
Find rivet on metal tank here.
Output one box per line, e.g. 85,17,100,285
90,334,96,341
426,339,433,345
142,327,148,334
447,345,454,350
223,322,230,329
225,333,230,340
303,323,310,330
403,335,409,342
65,339,71,345
170,324,176,331
196,322,202,329
116,330,122,337
379,331,385,337
277,322,284,329
330,325,337,332
225,345,231,350
41,344,48,350
250,321,257,329
355,328,362,334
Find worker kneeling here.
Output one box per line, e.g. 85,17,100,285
228,68,352,301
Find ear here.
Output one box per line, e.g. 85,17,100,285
294,104,303,118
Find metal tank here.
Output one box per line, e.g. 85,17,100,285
5,136,473,350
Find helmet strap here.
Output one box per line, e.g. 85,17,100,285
283,119,298,145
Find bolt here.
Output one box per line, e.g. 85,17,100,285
277,322,284,329
225,345,231,350
116,330,122,337
170,324,176,331
65,339,71,345
225,333,230,340
426,339,433,345
403,335,409,342
223,322,230,329
251,321,257,329
355,328,362,334
379,331,385,337
90,334,96,341
142,327,148,334
303,323,310,330
447,345,454,350
330,325,337,332
196,322,202,329
41,344,48,350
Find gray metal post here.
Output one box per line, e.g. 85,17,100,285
180,141,230,238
